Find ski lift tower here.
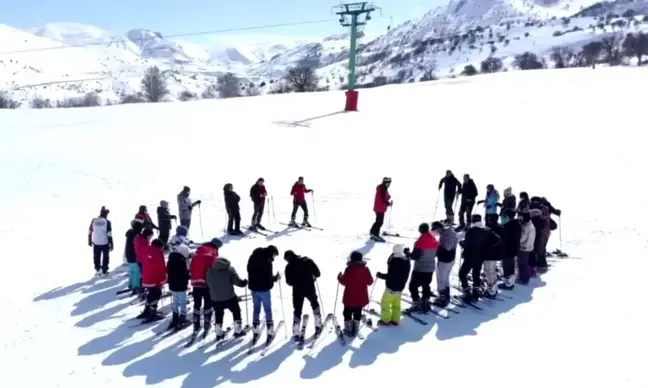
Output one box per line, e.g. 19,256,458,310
333,2,379,111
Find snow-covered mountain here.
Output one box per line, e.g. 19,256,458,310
2,0,648,107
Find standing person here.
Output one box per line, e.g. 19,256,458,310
137,238,167,322
499,209,522,290
458,214,490,302
499,187,517,224
370,177,392,242
408,223,439,312
224,183,243,236
166,244,191,330
88,206,113,276
478,184,500,220
482,215,503,298
177,186,201,230
189,238,223,337
207,256,248,340
135,205,158,231
376,244,411,325
124,220,144,293
517,191,530,213
284,250,323,338
338,251,374,337
249,178,268,231
247,245,280,340
516,212,536,285
157,200,177,246
431,221,458,308
458,174,478,231
289,177,313,227
438,170,462,224
169,225,192,253
134,228,154,300
529,207,546,276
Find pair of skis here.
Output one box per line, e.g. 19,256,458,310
279,222,323,231
245,320,285,356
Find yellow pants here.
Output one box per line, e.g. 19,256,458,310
380,289,402,323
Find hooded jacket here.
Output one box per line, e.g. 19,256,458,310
284,255,320,295
247,247,278,292
339,261,374,307
134,234,150,264
461,222,490,262
207,257,246,302
520,221,536,252
373,183,391,213
436,227,458,263
502,219,522,258
157,206,174,231
376,245,411,292
439,174,462,199
462,179,478,201
190,244,218,287
410,232,439,272
124,222,143,263
177,191,193,220
167,251,190,292
142,245,167,288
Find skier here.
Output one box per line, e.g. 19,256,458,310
458,214,490,302
529,208,546,275
249,178,268,231
376,244,411,325
134,228,154,299
189,238,223,336
135,205,158,231
284,250,323,338
531,197,561,273
223,183,243,236
438,170,462,224
478,184,500,220
458,174,478,230
247,245,280,340
177,186,201,230
499,209,522,290
124,219,144,293
137,238,167,322
431,221,458,308
482,215,503,298
517,191,530,213
88,206,113,276
516,211,536,285
207,256,248,340
338,251,373,337
408,222,439,311
499,187,517,223
166,244,191,330
156,200,177,246
289,177,313,227
370,177,392,242
169,225,192,253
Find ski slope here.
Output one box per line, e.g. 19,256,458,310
1,66,646,388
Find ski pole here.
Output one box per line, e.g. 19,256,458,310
432,190,440,220
277,276,288,338
311,192,317,220
198,204,204,241
315,278,325,318
271,196,276,225
559,216,563,252
387,206,393,233
332,281,340,316
245,287,250,327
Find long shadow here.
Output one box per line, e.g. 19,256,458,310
272,111,347,128
34,266,128,302
75,300,132,328
71,277,129,317
300,334,353,379
352,239,377,257
265,226,303,241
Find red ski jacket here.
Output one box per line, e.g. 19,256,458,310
373,184,391,213
134,235,150,264
190,244,218,287
290,182,311,203
142,245,167,288
339,262,374,308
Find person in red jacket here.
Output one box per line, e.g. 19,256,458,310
133,228,154,300
135,205,158,231
289,176,313,228
189,237,223,336
137,238,167,322
338,251,374,337
370,177,392,242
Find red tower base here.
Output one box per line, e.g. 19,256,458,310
345,90,359,111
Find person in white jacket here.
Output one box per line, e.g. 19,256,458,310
517,212,536,285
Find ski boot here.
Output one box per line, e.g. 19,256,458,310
292,321,301,342
471,286,483,301
201,311,212,338
537,266,549,274
94,270,102,277
251,323,262,344
136,305,151,319
214,324,226,341
288,219,299,228
370,234,386,242
142,305,164,323
265,323,276,344
166,312,179,331
301,219,312,227
178,312,190,327
461,287,474,303
499,277,515,290
192,310,201,335
343,320,354,337
484,286,498,300
256,224,267,231
432,288,450,308
233,321,246,338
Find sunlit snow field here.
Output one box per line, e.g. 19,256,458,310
0,67,646,388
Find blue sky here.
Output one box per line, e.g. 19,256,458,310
0,0,446,46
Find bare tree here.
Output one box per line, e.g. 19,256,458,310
284,59,320,92
480,56,503,73
622,32,648,65
513,52,544,70
178,90,197,101
419,61,438,81
140,66,169,102
56,92,101,108
601,33,623,65
217,72,241,98
30,96,52,109
550,45,575,68
121,92,146,104
0,91,20,109
580,41,604,68
461,64,478,76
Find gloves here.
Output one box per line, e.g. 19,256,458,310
274,272,281,281
477,200,484,205
337,272,343,280
389,200,393,206
377,272,385,278
170,215,177,220
555,209,562,216
241,279,248,287
88,240,92,247
109,243,114,252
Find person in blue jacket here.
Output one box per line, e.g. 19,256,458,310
478,184,500,224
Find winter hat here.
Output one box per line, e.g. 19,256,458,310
284,250,297,261
266,245,279,258
382,177,392,183
176,225,188,236
487,184,494,191
418,222,430,234
392,244,406,258
142,228,154,237
160,200,169,208
183,186,191,192
176,245,191,259
223,183,233,192
530,196,542,203
349,251,363,262
151,238,165,248
132,221,144,234
504,187,512,197
520,191,529,200
431,221,444,231
530,209,543,218
207,238,223,248
139,205,147,213
100,206,109,216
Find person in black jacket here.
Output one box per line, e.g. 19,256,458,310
376,244,411,325
438,170,462,224
166,245,191,330
499,209,522,290
247,245,280,337
431,221,458,308
458,214,490,302
284,250,322,339
482,215,504,298
125,220,143,294
458,174,478,230
249,178,268,231
224,183,242,235
157,200,177,246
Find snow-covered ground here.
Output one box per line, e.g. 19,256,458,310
0,67,646,388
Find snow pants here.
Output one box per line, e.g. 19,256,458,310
128,263,141,289
172,291,187,314
292,290,321,331
342,306,362,322
444,195,455,220
436,260,454,292
213,297,242,325
192,287,213,331
534,233,549,267
380,289,402,323
517,251,532,283
93,244,110,272
290,200,309,222
458,199,474,227
251,201,265,226
459,257,483,289
408,271,434,302
146,286,162,309
502,256,515,279
370,211,385,236
180,218,191,230
227,208,241,232
483,260,499,292
159,228,170,245
252,290,273,327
